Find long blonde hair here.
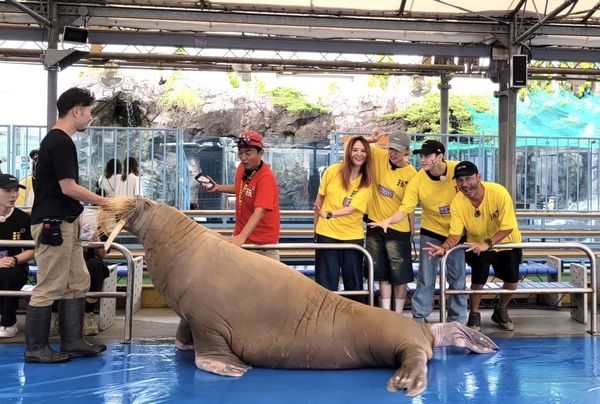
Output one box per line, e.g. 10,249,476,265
341,136,373,191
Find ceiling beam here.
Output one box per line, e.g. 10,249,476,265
514,0,578,44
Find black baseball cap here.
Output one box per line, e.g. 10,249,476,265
452,161,479,179
0,174,25,190
412,139,445,156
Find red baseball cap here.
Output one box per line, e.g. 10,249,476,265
237,131,264,149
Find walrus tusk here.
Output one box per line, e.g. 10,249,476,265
105,219,127,251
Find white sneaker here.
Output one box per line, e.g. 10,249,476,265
0,324,18,338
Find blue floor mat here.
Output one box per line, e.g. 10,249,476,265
0,337,598,403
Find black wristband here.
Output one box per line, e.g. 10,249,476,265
12,256,18,265
484,239,494,249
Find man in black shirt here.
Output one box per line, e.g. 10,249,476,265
0,174,34,339
25,87,108,363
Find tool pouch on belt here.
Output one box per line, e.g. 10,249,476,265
40,218,63,246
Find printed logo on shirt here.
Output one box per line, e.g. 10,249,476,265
439,205,451,215
378,185,394,198
489,209,499,221
396,179,408,188
13,229,25,240
0,250,7,258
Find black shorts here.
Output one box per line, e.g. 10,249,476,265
466,248,523,285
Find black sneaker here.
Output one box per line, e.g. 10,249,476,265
467,312,481,331
491,305,514,331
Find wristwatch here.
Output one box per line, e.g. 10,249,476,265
11,256,18,265
484,239,494,250
326,211,333,219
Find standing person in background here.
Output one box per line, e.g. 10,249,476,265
116,156,142,197
199,131,280,261
98,158,122,197
313,135,373,302
368,139,467,324
365,130,417,313
424,161,522,331
16,149,38,207
25,87,108,364
0,174,35,338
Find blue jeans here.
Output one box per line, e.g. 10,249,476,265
411,234,467,323
315,234,364,302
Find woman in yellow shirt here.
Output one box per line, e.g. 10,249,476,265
313,136,373,301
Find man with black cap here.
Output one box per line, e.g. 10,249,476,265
200,131,280,261
366,129,417,313
26,87,108,364
368,138,467,324
0,174,34,338
424,161,522,331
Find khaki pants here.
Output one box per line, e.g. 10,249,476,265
30,220,90,307
253,249,280,262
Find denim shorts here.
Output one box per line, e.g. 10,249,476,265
366,226,413,285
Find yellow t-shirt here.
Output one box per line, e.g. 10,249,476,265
449,181,522,244
316,163,371,240
398,160,460,237
16,175,34,207
367,147,417,233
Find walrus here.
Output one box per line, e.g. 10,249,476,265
98,197,497,396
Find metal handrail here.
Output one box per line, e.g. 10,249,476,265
186,209,600,219
439,242,597,335
244,242,374,306
0,240,136,344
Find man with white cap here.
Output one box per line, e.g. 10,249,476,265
366,130,417,313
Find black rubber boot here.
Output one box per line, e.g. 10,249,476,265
24,305,71,363
59,298,107,357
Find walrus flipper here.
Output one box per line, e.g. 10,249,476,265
192,328,251,377
387,347,428,397
430,323,499,353
175,318,194,351
195,354,251,377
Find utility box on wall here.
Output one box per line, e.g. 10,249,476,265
511,54,528,88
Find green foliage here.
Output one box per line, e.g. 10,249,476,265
382,93,492,134
327,81,340,96
367,55,393,90
158,72,201,112
252,77,268,94
520,61,595,101
265,87,331,115
227,72,241,89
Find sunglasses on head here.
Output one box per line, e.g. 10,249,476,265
474,209,481,218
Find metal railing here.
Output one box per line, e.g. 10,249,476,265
439,242,597,335
0,240,137,344
244,242,374,306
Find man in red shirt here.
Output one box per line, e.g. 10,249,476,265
200,131,280,260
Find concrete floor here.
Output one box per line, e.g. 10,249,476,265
1,304,597,347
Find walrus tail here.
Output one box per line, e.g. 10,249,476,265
97,196,141,237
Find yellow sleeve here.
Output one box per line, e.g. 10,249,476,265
398,173,420,213
449,196,465,236
318,164,336,197
497,187,519,231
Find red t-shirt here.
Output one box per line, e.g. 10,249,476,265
233,162,280,244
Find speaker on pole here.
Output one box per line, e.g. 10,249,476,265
510,54,528,88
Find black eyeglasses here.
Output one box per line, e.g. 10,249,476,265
474,209,481,218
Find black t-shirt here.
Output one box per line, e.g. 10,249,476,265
31,129,83,224
0,208,33,270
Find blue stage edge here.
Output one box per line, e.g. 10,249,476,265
0,337,598,403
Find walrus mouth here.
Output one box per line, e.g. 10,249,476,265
97,196,140,246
